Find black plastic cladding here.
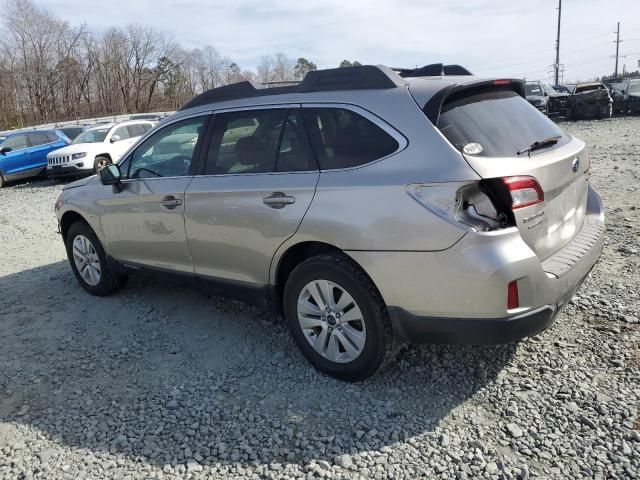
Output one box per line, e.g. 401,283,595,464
179,65,405,111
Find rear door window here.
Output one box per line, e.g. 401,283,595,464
27,132,55,147
437,89,568,158
112,126,131,142
303,108,399,169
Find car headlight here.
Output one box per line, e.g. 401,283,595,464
72,152,87,160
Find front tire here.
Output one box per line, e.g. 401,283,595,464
65,221,126,296
283,253,396,382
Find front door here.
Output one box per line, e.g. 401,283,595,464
0,133,31,177
185,107,319,286
99,114,210,273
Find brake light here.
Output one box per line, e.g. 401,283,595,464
501,176,544,210
507,281,519,309
493,79,511,85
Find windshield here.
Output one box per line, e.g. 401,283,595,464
73,128,110,144
525,83,543,96
437,89,568,158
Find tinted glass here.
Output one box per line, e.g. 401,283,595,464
73,128,109,144
140,123,153,133
60,127,83,140
277,110,317,172
205,109,287,175
112,126,131,141
525,83,543,96
437,89,568,158
28,132,54,146
2,134,28,151
127,124,143,137
303,108,399,169
127,116,207,179
575,84,605,93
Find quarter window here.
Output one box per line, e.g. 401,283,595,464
126,116,207,179
303,108,399,169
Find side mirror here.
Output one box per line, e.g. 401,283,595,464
100,164,121,185
0,146,12,155
544,92,549,97
110,135,120,143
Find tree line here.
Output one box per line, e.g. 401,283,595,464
0,0,362,130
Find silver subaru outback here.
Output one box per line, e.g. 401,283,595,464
55,64,605,381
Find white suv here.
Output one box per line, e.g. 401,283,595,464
47,120,154,177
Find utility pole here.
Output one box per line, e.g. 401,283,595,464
614,22,621,77
554,0,562,85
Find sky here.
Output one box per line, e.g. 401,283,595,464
40,0,640,83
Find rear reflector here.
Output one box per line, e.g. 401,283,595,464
507,281,519,309
501,176,544,210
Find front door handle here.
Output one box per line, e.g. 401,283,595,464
263,192,295,209
161,196,183,210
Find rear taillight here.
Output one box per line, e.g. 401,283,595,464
493,79,511,85
507,280,519,309
501,176,544,210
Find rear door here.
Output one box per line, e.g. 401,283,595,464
0,134,31,176
99,114,210,273
26,132,64,169
185,106,319,285
430,85,589,259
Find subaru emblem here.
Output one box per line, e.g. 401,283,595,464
572,158,580,173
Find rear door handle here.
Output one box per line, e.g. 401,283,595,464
263,192,295,209
161,196,183,210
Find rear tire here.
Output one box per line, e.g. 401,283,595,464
0,174,4,188
94,156,111,173
65,221,126,296
283,253,397,382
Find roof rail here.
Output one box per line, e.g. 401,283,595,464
394,63,473,77
179,65,405,111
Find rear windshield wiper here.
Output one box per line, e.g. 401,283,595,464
517,135,562,156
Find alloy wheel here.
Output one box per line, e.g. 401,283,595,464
297,279,367,364
72,235,101,286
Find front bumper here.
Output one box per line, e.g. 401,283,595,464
348,185,605,345
47,163,92,178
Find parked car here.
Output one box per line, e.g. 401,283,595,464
566,82,612,119
0,129,70,188
525,81,550,115
47,120,154,178
55,65,605,381
612,78,640,114
542,83,570,116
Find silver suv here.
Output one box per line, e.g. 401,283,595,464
55,64,605,381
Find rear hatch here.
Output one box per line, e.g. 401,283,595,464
573,84,610,106
416,81,589,260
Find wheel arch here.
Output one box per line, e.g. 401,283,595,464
60,210,91,244
95,153,112,161
271,240,381,314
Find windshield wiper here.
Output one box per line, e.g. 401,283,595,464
517,135,562,156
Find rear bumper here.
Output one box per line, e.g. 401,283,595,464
47,163,92,177
348,184,605,345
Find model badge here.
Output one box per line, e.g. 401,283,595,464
572,158,580,173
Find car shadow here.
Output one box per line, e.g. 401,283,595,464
1,174,83,190
0,261,517,468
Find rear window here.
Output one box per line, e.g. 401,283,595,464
437,89,568,158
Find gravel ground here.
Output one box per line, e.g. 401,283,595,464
0,117,639,480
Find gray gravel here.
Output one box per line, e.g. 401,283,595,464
1,117,639,479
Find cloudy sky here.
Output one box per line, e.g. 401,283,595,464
40,0,640,82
